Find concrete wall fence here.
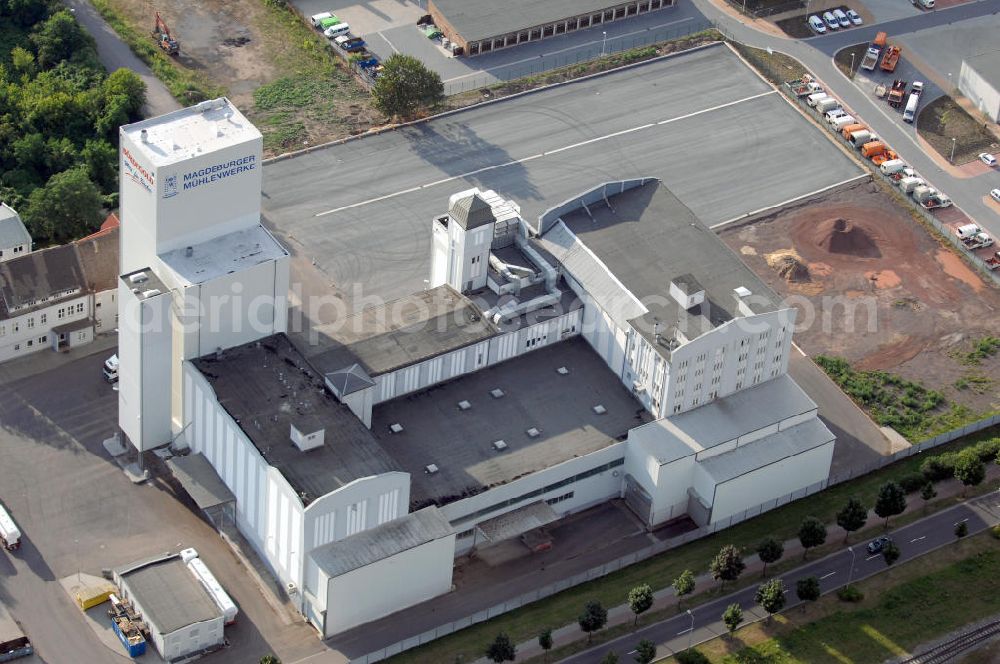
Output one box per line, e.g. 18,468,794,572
348,412,1000,663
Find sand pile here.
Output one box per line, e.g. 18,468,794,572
812,218,881,258
766,249,810,283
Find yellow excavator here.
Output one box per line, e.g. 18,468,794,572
152,11,179,56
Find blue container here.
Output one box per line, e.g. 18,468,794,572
111,618,147,658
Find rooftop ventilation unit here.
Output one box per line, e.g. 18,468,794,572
458,400,471,411
734,286,752,298
425,464,439,474
129,272,148,285
526,427,540,438
492,440,508,451
490,388,505,399
593,404,607,415
389,423,404,434
141,289,161,298
557,367,569,375
290,423,324,452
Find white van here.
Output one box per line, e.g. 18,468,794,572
879,159,906,175
824,108,847,122
103,354,119,383
324,23,351,38
831,115,856,130
807,92,831,107
956,223,982,240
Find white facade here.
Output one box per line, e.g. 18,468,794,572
0,203,31,263
960,57,1000,123
429,190,496,294
0,293,90,362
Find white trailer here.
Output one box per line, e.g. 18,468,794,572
186,558,238,625
0,504,21,551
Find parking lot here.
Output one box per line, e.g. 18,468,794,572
0,350,326,663
291,0,710,93
261,44,863,313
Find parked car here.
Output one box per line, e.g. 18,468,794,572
309,11,335,27
808,15,827,34
846,9,863,25
832,9,851,28
866,535,892,554
822,11,840,30
335,35,367,52
979,153,998,167
324,23,351,38
991,188,1000,203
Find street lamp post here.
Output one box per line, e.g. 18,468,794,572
686,609,694,650
846,546,856,589
850,52,855,78
602,31,607,56
950,137,957,163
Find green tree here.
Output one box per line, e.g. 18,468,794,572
30,9,92,69
81,139,117,191
722,603,743,634
537,628,552,660
627,583,654,625
836,497,868,543
875,482,907,528
485,632,516,662
756,537,783,577
259,656,280,664
955,521,969,539
882,541,901,566
672,569,695,607
599,652,619,664
710,545,745,590
921,482,937,512
578,601,608,643
23,166,103,243
798,516,827,559
754,579,786,620
795,576,821,606
103,68,147,117
633,639,656,664
371,53,444,119
3,0,53,27
10,46,35,77
953,449,986,496
676,651,710,664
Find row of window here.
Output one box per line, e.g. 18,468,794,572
0,303,86,336
0,245,27,257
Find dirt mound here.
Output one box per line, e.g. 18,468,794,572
811,218,882,258
766,249,811,282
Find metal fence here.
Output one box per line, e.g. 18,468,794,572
723,0,806,19
443,20,715,95
349,412,1000,663
787,89,1000,287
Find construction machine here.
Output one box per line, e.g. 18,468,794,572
152,11,179,56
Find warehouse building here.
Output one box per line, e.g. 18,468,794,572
114,554,224,661
428,0,675,56
959,51,1000,123
117,101,834,638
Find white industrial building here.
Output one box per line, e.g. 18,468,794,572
0,223,118,363
959,52,1000,123
118,102,834,639
0,203,31,262
114,553,225,661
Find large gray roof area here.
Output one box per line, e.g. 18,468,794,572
552,180,781,339
372,336,650,509
0,244,85,319
119,557,221,634
310,507,453,578
432,0,635,42
699,416,834,484
194,334,399,503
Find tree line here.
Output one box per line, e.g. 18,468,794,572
0,0,146,244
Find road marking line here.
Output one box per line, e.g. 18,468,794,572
866,554,880,561
820,571,836,579
955,518,969,525
910,536,926,543
378,31,399,54
441,17,697,83
677,628,693,635
315,91,778,218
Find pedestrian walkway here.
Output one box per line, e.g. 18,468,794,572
480,463,1000,663
0,334,117,385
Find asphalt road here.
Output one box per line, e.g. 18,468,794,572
261,44,861,311
560,490,1000,663
701,0,1000,241
65,0,180,118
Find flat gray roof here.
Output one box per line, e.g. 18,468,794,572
547,180,783,349
699,416,834,483
372,336,650,509
158,224,286,285
193,334,399,503
432,0,638,43
119,556,221,634
310,507,453,578
965,51,1000,89
167,452,236,510
628,375,817,465
309,286,499,377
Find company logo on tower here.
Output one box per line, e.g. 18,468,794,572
122,146,155,194
182,155,256,192
163,174,178,199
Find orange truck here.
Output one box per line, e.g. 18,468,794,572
841,123,866,139
880,45,901,72
861,141,887,159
